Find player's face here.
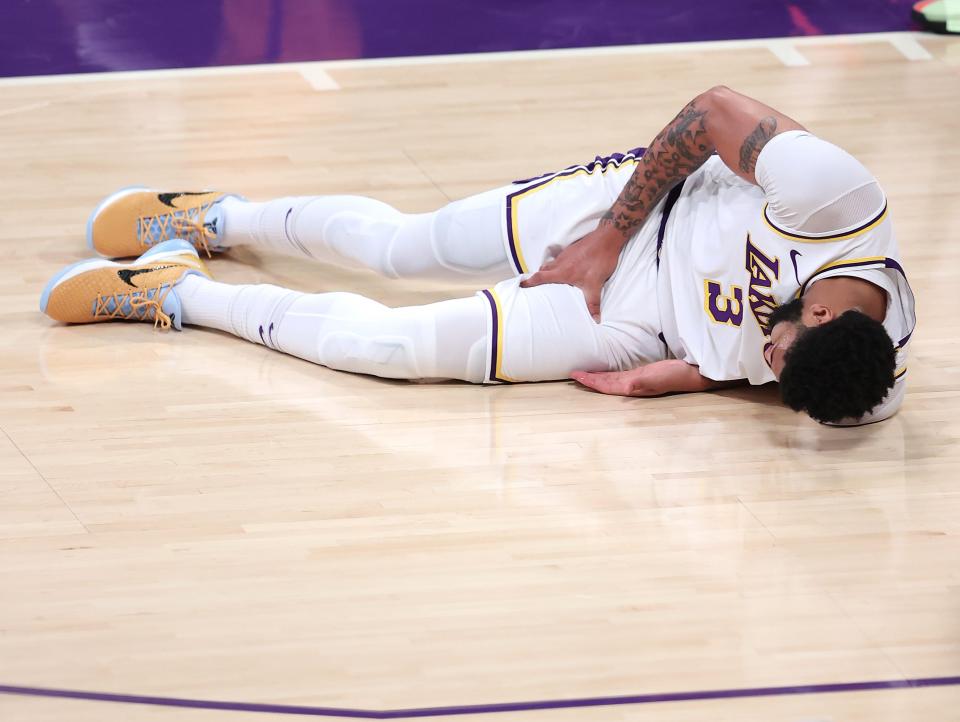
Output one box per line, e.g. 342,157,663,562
764,297,806,380
764,321,802,379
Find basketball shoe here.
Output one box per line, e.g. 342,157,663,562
87,187,238,258
41,239,210,331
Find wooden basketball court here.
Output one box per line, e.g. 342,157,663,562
1,31,958,722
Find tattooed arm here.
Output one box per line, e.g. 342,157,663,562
604,86,805,236
521,86,805,318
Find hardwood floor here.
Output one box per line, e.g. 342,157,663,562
1,32,958,722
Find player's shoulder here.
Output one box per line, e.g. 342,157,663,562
757,131,887,241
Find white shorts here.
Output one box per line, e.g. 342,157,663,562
500,150,643,274
473,151,671,383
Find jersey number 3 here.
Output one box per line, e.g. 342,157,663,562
704,280,744,326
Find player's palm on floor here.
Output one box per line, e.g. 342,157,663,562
571,368,648,397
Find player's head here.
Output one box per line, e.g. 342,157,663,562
764,297,896,423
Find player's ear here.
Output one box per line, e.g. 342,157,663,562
807,303,834,326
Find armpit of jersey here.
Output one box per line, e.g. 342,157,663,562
756,130,887,240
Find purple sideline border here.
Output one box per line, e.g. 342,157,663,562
2,676,959,718
0,0,921,79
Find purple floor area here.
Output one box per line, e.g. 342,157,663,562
1,0,920,79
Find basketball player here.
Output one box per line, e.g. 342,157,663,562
40,86,915,425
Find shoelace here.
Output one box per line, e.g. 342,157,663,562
94,286,173,330
171,216,217,258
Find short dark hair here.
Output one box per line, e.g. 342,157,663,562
768,296,804,329
779,310,896,423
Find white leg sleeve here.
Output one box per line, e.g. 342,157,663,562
218,192,512,282
177,276,489,382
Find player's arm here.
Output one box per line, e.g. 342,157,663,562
571,360,744,398
522,86,805,318
593,85,805,239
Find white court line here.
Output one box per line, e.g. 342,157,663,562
0,31,933,88
0,61,320,87
888,35,935,61
766,41,810,67
298,67,340,91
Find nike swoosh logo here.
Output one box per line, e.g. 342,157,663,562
158,192,208,209
790,249,803,286
258,322,277,349
117,265,177,288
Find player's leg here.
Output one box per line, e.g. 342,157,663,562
87,152,640,282
174,271,669,384
87,187,513,283
214,189,513,282
42,239,490,382
174,274,490,381
41,242,640,384
175,275,641,383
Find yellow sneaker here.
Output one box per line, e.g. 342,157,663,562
87,186,236,258
41,240,210,331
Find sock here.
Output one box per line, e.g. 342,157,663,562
177,274,302,347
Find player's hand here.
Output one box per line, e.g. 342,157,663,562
570,367,653,397
519,226,624,322
572,360,726,397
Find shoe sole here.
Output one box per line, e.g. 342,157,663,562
40,239,198,313
86,185,149,254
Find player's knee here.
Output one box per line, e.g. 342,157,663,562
383,208,508,280
464,338,489,383
324,211,403,278
315,302,440,379
311,293,487,382
318,332,422,378
430,205,508,275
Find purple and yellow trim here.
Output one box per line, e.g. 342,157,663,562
799,255,908,295
505,148,645,275
481,289,517,383
656,181,686,264
798,255,914,357
763,201,888,243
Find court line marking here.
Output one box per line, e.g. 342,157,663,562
888,35,936,60
766,40,811,67
0,31,933,89
2,676,959,719
298,67,341,91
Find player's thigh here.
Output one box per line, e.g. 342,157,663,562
433,160,636,279
481,279,617,383
279,292,491,382
428,185,514,279
506,160,636,274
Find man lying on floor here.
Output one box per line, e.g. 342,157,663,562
41,86,915,426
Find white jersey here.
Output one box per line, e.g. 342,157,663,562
658,131,916,424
